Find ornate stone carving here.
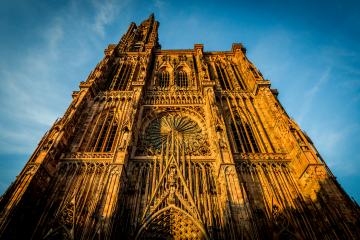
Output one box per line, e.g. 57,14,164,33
137,207,207,240
144,90,203,105
24,163,39,176
1,14,359,240
136,114,211,156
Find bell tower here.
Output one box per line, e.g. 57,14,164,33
117,13,160,52
0,14,359,240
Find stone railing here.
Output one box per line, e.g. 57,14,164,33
234,152,289,162
61,152,114,161
144,91,203,105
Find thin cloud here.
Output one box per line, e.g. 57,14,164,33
310,121,360,176
0,1,128,155
92,0,119,37
0,18,66,154
305,68,330,97
0,0,359,202
46,18,64,58
315,124,360,176
250,28,294,82
0,126,41,154
297,67,331,124
154,0,165,10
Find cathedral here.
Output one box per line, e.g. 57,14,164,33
0,14,359,240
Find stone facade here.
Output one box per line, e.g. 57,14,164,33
0,14,359,240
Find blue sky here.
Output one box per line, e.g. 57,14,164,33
0,0,359,201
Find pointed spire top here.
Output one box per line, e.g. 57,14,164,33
139,13,155,27
117,13,160,52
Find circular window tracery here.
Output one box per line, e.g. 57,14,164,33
137,114,211,156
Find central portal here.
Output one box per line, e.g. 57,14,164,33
137,206,207,240
119,112,217,239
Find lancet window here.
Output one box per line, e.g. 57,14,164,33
111,63,133,90
231,64,246,90
106,64,119,89
78,108,119,152
229,115,259,153
159,70,170,88
175,70,188,88
215,64,232,90
249,66,260,78
208,64,217,82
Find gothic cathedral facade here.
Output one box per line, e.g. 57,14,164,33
1,14,359,240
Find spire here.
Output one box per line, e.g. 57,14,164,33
117,14,160,52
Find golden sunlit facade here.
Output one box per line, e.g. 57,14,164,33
0,14,359,239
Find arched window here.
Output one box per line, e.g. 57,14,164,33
231,64,246,90
79,109,119,152
229,116,259,153
215,64,232,90
176,70,188,88
112,63,133,90
159,71,170,88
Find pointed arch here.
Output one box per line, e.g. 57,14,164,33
227,113,260,153
174,64,191,89
175,69,188,88
112,62,133,90
135,205,208,240
231,63,246,90
215,62,232,90
79,107,119,152
158,70,170,88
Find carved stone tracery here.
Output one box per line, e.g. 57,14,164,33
137,114,211,156
1,14,359,240
137,206,207,240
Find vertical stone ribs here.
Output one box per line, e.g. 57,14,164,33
0,14,359,240
31,162,112,239
119,160,220,239
117,13,160,52
118,114,220,238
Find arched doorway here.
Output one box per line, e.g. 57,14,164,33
136,206,208,240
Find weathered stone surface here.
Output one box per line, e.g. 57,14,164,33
0,14,359,240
